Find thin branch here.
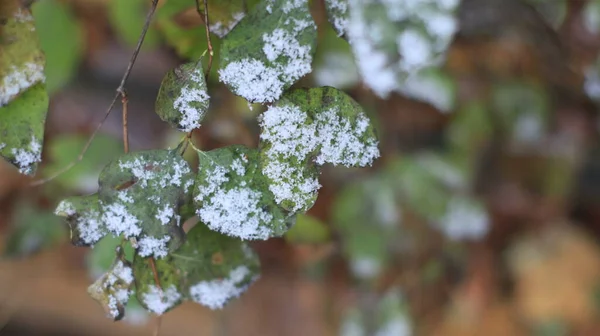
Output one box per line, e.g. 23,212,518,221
195,0,214,80
30,0,160,187
121,91,129,153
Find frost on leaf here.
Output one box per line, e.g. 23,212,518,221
55,194,107,246
0,2,48,176
155,62,209,132
324,0,348,37
193,145,290,240
219,0,317,103
345,0,459,99
258,86,379,212
195,0,247,38
87,252,134,321
133,222,260,313
98,149,194,258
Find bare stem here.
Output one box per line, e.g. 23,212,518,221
195,0,214,80
121,92,129,153
30,0,160,187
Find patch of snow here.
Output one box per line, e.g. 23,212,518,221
189,266,257,310
439,196,490,241
1,63,45,106
325,0,349,36
173,66,209,132
210,11,245,38
156,204,175,225
142,284,181,315
137,235,171,258
10,135,42,175
100,202,141,239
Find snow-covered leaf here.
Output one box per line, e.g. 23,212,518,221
98,150,194,258
324,0,348,37
55,193,107,246
193,145,290,240
258,86,379,212
0,2,48,176
218,0,317,103
88,249,135,321
156,62,210,132
133,221,260,314
345,0,459,98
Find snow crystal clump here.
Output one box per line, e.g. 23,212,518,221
142,284,181,315
137,235,171,258
1,63,45,106
315,107,380,166
189,266,257,310
325,0,348,36
219,1,315,103
173,67,209,132
156,204,174,225
118,156,192,189
10,135,42,175
439,196,490,241
92,260,134,319
55,200,76,216
101,202,141,238
195,161,274,240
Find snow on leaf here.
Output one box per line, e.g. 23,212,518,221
195,0,248,38
55,194,107,246
155,62,210,132
258,87,380,212
133,222,260,313
98,150,194,258
87,253,134,321
219,0,317,103
345,0,459,99
193,145,289,240
324,0,348,37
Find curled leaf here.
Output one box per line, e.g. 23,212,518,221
155,62,210,132
193,145,290,240
219,0,317,103
88,250,135,321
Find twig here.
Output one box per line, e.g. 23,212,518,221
30,0,160,187
195,0,214,80
121,91,129,153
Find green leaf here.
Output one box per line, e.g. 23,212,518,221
88,249,135,321
345,0,459,98
32,0,84,94
133,221,260,314
0,84,48,175
284,213,330,244
218,0,317,103
0,2,46,105
41,133,122,192
3,203,67,258
258,86,379,212
155,62,209,132
97,149,195,258
55,193,106,246
108,0,160,49
193,145,290,240
0,2,48,176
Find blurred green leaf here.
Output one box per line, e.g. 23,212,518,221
284,213,330,244
108,0,160,49
4,203,67,258
32,0,84,94
41,134,122,192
